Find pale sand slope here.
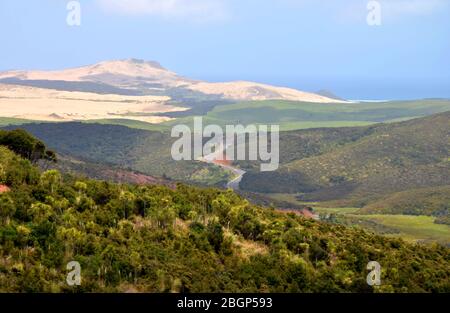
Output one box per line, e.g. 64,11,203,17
0,84,187,123
0,59,192,88
0,59,344,103
187,81,346,103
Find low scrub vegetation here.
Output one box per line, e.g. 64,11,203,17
0,132,449,292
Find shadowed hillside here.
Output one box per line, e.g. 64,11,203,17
240,112,450,211
4,123,231,187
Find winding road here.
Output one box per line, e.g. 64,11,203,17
198,142,246,190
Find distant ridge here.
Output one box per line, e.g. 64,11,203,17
316,89,345,101
0,59,344,103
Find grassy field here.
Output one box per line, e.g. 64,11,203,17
163,99,450,131
354,214,450,245
317,207,450,245
266,193,450,245
314,207,362,214
0,117,36,127
3,99,450,132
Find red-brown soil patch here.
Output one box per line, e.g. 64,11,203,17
212,152,232,166
0,184,11,193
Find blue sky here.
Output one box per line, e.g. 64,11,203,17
0,0,449,99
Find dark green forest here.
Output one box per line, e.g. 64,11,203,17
0,130,449,292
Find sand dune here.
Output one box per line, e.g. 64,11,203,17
0,59,343,103
187,81,345,103
0,84,186,123
0,59,191,88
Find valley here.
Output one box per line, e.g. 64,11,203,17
0,59,448,293
5,110,449,247
2,0,450,297
0,131,448,292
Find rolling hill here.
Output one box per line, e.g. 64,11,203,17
239,112,450,212
3,122,231,187
0,132,449,292
358,186,450,217
165,98,450,131
6,110,450,211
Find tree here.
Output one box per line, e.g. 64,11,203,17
207,221,224,252
0,129,56,163
0,164,6,183
40,170,62,194
29,202,54,224
74,181,87,194
44,150,57,163
0,194,15,224
119,190,137,219
155,206,176,229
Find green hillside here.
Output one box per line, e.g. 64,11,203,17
0,117,36,127
0,135,449,292
240,112,450,211
164,99,450,131
5,111,450,217
82,119,170,132
4,123,230,187
46,154,175,187
3,98,449,132
359,186,450,218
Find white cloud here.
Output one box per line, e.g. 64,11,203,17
95,0,229,22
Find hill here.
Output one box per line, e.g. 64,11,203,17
165,99,450,131
8,110,450,209
0,133,449,292
4,122,231,187
316,90,345,101
45,154,175,187
0,59,345,126
0,59,339,104
239,112,450,212
359,186,450,218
